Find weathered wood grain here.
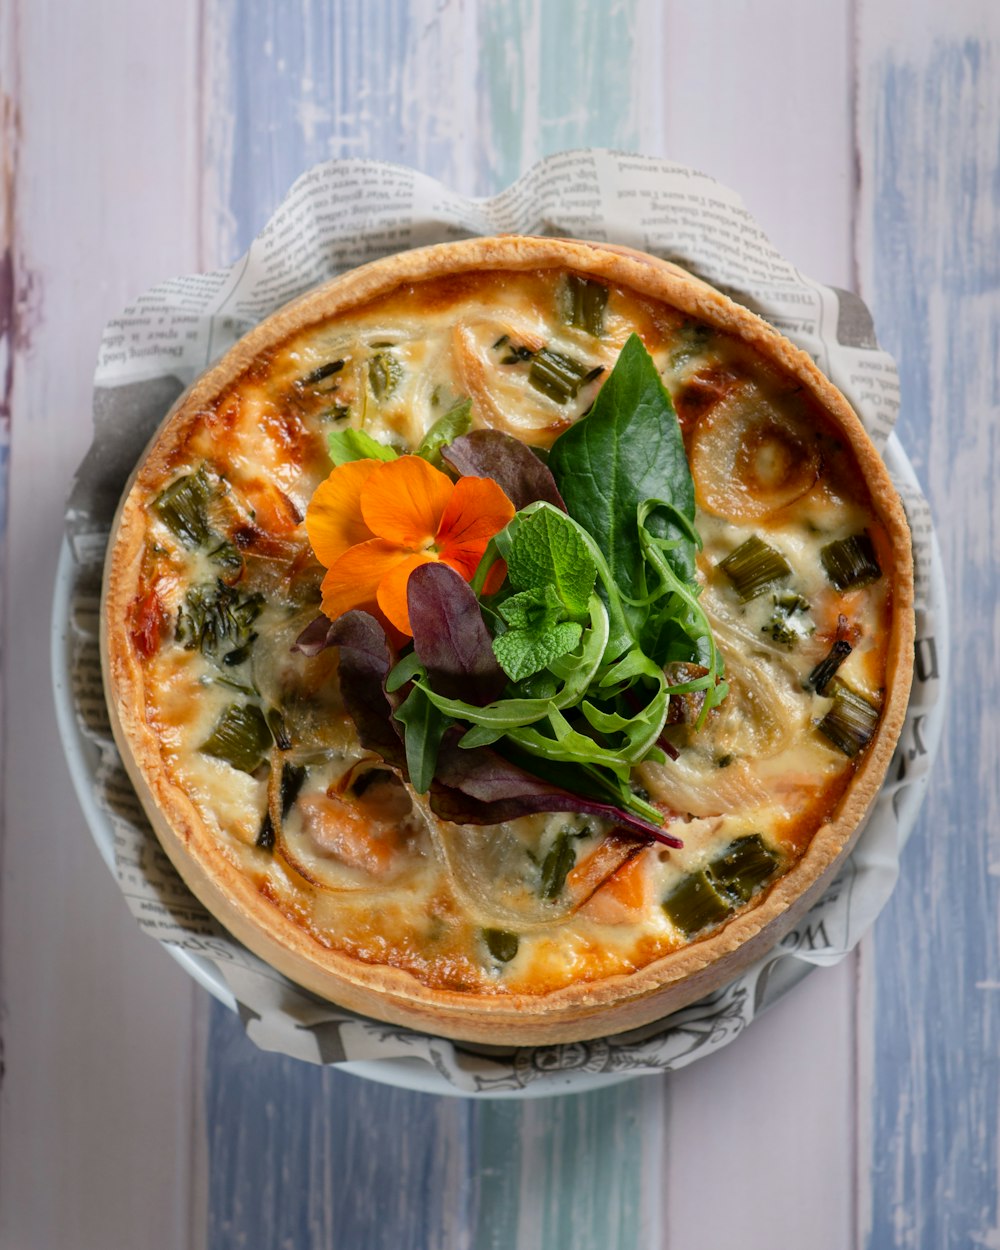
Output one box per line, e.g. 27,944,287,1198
0,3,207,1249
856,6,1000,1246
200,3,667,1248
3,1,993,1247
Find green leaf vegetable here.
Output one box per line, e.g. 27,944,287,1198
415,398,473,468
378,335,727,834
327,428,399,466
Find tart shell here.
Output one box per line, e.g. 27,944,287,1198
101,236,915,1045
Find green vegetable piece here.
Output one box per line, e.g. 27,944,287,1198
266,708,292,751
394,684,450,794
505,506,597,617
669,320,713,370
539,829,578,900
493,610,582,682
528,348,592,404
483,928,520,963
490,508,597,681
662,871,734,936
708,834,779,903
820,532,882,590
415,398,473,468
806,639,852,694
548,333,697,615
207,538,244,577
327,428,398,467
368,350,403,400
176,580,264,661
817,682,880,757
153,466,214,548
565,275,609,337
297,359,345,387
200,704,273,773
256,761,307,850
762,592,812,646
719,535,792,602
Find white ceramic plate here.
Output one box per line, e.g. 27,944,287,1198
51,434,947,1098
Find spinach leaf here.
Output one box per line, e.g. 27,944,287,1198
547,333,695,642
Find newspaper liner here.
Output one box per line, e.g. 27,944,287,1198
63,152,940,1094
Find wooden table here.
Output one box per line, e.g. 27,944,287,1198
1,3,995,1246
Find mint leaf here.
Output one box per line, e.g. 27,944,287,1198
498,586,564,633
415,399,472,468
493,619,582,683
327,429,398,466
506,507,597,618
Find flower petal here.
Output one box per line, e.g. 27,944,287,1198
376,551,437,634
437,476,515,575
321,539,414,622
306,460,379,568
360,456,454,549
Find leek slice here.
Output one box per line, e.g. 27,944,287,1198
200,703,273,773
663,871,734,936
482,929,520,963
709,834,779,903
528,348,593,404
564,275,609,337
820,532,882,590
817,682,880,756
153,466,214,548
719,535,792,602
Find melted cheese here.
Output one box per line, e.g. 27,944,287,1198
130,268,896,996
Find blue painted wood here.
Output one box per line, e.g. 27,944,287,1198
202,3,664,1248
863,34,1000,1250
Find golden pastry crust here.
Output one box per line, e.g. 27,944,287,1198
102,236,914,1044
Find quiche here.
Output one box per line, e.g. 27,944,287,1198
101,236,914,1045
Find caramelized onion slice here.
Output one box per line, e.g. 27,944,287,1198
638,751,768,819
274,776,424,891
452,321,607,446
426,813,578,929
690,382,820,522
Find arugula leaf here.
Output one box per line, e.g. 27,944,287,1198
415,399,472,468
394,684,449,794
429,735,681,846
547,333,695,633
327,428,398,467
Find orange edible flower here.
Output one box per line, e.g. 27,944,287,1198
305,455,515,634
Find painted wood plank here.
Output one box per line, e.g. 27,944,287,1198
199,4,669,1248
0,3,207,1249
658,7,859,1247
660,0,854,289
855,6,1000,1246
